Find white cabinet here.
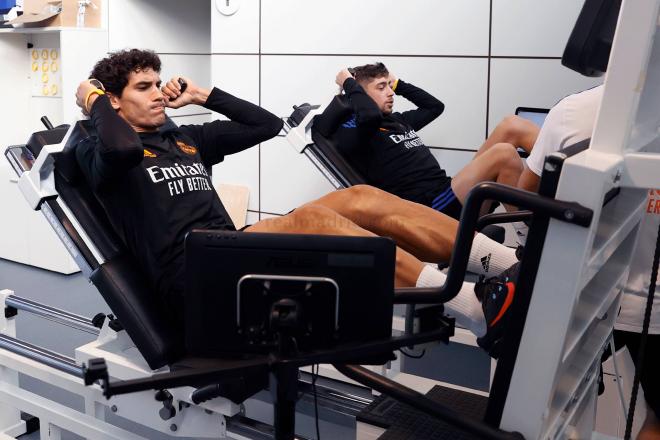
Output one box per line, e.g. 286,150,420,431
0,26,108,273
0,163,79,273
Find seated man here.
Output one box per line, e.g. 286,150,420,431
332,63,537,219
75,49,520,353
516,85,602,193
510,83,660,438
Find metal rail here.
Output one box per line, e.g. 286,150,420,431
6,295,100,336
0,334,83,378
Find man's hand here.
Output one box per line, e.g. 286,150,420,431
162,76,210,109
75,79,103,116
335,68,354,89
388,72,398,91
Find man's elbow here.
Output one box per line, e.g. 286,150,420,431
267,116,284,139
431,101,445,117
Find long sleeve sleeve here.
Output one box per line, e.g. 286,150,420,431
395,80,445,131
342,78,383,128
75,95,144,190
179,87,283,167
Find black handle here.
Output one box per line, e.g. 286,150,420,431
477,210,534,231
169,78,187,101
40,116,54,130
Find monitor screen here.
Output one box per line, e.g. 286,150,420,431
515,107,550,128
184,230,396,357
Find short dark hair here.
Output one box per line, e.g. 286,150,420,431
90,49,161,97
350,62,389,84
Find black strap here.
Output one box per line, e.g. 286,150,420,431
624,220,660,439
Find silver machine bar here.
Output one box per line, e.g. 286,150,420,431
6,295,100,336
0,334,84,378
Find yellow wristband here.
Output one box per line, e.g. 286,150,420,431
84,88,105,113
391,79,399,92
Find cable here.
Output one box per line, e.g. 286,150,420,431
400,347,426,359
312,364,321,440
609,336,628,417
624,221,660,440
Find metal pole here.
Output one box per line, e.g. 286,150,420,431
0,334,84,378
6,295,100,336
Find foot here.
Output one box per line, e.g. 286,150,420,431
474,261,521,358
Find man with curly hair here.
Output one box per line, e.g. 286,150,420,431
75,49,519,348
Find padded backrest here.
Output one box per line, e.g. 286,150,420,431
40,121,182,368
311,95,367,186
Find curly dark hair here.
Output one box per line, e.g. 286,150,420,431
349,62,389,84
90,49,161,97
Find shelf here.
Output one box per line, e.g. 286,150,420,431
0,26,106,34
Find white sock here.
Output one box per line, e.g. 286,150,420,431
512,221,528,246
416,265,486,337
468,233,518,277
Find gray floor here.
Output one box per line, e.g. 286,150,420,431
1,257,490,439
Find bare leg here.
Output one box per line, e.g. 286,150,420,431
451,142,524,212
246,205,489,336
245,204,424,287
476,115,540,156
302,186,458,263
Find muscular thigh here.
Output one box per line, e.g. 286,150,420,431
244,204,373,237
451,146,514,203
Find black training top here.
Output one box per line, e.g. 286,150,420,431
76,88,282,303
332,78,451,205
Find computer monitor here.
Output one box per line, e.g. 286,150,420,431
184,230,396,357
562,0,622,77
515,107,550,128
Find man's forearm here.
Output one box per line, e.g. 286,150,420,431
201,87,280,127
88,95,143,167
395,80,444,114
342,78,382,126
191,87,211,106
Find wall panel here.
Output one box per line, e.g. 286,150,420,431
488,59,603,134
261,0,490,56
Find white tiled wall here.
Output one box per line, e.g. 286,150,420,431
261,0,490,56
102,1,602,221
109,0,210,54
491,0,586,57
488,59,602,132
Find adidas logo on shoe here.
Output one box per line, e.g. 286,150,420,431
481,253,491,272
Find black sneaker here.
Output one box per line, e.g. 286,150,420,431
474,262,521,358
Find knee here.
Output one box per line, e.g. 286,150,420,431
339,184,388,214
344,184,384,200
491,143,523,171
499,115,525,138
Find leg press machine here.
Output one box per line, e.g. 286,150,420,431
2,0,660,438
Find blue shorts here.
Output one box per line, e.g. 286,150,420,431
430,185,463,220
